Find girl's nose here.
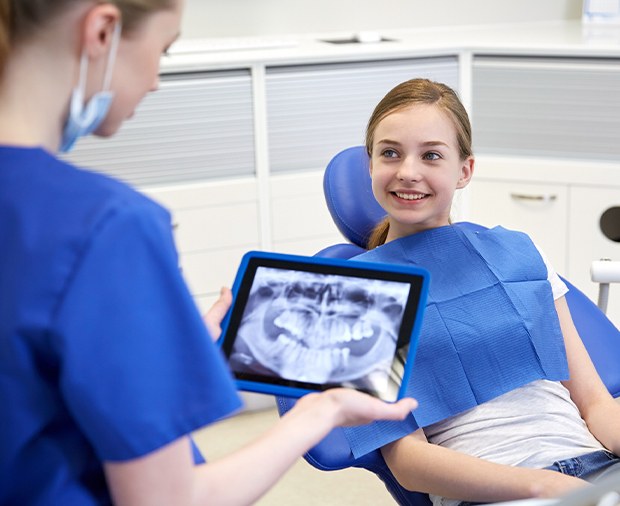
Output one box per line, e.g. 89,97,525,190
397,158,422,182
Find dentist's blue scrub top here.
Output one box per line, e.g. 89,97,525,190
0,146,242,505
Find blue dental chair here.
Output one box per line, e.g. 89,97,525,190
276,146,620,506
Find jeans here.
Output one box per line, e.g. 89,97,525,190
544,449,620,480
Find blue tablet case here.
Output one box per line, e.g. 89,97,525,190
218,251,429,402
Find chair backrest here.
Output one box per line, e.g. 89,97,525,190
278,146,620,506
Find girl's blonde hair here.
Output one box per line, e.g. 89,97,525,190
365,78,473,250
0,0,173,77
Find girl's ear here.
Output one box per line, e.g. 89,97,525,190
81,3,121,59
456,157,475,189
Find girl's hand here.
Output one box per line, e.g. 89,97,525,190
528,469,590,498
204,287,232,341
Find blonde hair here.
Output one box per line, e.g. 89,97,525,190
0,0,173,77
365,78,473,250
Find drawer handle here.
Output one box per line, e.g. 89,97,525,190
510,193,557,202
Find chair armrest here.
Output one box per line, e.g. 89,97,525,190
591,260,620,313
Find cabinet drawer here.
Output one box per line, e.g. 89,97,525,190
467,179,568,274
145,179,260,253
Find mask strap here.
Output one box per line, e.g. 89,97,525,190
77,21,122,94
102,22,121,92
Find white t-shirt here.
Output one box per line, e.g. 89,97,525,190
424,249,604,506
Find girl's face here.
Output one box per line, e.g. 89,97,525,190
369,103,474,242
96,0,183,136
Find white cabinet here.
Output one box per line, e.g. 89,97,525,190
143,178,261,313
270,171,343,256
467,179,569,276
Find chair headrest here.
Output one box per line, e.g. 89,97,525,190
323,146,387,248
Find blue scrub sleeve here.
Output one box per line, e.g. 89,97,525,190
51,201,241,461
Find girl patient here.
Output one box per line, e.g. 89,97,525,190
343,78,620,506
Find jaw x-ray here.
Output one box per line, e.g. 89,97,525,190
219,251,429,401
227,266,411,393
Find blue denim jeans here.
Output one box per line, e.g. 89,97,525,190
458,450,620,506
544,449,620,480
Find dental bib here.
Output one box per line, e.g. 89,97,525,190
343,225,569,458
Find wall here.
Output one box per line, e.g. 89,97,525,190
181,0,582,39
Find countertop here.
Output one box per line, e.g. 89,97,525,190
161,20,620,73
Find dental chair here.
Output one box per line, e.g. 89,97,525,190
276,146,620,506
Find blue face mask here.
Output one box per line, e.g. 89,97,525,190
59,23,121,153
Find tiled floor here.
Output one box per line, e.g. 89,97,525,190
192,404,396,505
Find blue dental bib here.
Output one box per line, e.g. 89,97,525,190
343,225,569,458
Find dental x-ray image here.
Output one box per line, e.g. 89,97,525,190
228,266,411,393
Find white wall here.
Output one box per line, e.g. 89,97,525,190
181,0,582,39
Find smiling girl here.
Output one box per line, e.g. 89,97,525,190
343,78,620,506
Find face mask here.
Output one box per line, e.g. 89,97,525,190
59,23,121,153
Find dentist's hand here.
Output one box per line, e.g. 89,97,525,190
204,286,233,341
292,388,418,428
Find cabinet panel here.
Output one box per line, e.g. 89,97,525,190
173,202,260,253
62,70,255,186
270,171,342,254
472,56,620,161
467,179,569,275
181,247,252,298
145,180,260,300
266,56,459,173
567,186,620,327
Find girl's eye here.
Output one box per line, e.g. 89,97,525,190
423,152,441,161
381,149,399,159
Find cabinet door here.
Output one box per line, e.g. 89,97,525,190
467,179,568,275
144,179,261,310
266,56,459,174
568,185,620,328
270,170,343,256
472,56,620,162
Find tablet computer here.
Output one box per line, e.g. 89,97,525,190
218,251,429,402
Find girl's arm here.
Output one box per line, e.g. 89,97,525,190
104,390,418,506
556,296,620,455
381,428,587,503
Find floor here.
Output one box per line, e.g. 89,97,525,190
192,401,397,505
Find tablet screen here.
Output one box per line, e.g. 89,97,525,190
219,251,428,402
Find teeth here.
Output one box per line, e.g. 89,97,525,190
269,331,359,383
395,192,425,200
275,310,374,345
352,320,374,339
274,310,308,338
